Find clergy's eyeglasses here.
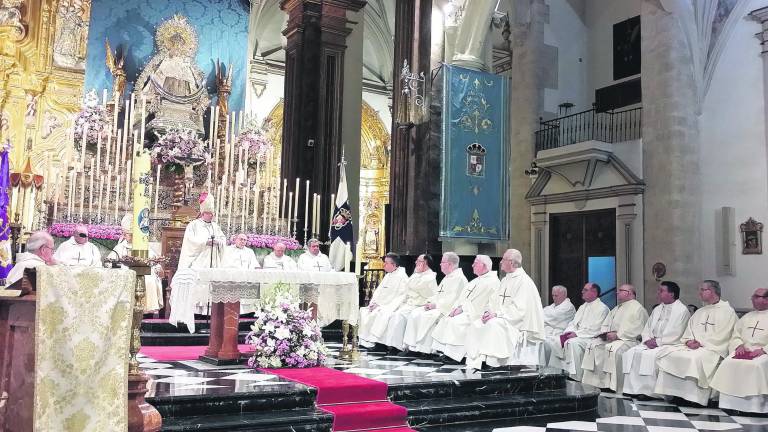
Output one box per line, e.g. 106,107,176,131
77,233,88,238
752,293,768,299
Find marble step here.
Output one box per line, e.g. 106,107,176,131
159,408,333,432
141,328,343,346
141,318,256,333
402,381,599,429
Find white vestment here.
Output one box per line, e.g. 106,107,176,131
655,300,738,405
262,253,298,271
547,298,609,380
711,310,768,413
176,219,226,270
380,269,438,350
581,299,648,392
297,252,333,272
622,300,690,397
544,298,576,337
403,268,467,354
223,245,261,314
358,267,410,346
431,271,500,362
465,268,545,369
6,252,46,286
53,237,102,267
110,239,164,312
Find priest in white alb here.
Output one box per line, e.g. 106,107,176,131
547,282,609,380
358,253,409,348
465,249,545,370
581,284,648,392
6,231,55,286
541,285,576,364
297,239,332,272
655,280,738,405
431,255,499,362
223,233,261,314
176,193,226,271
710,287,768,413
109,214,164,312
380,254,438,352
403,252,467,354
262,241,298,270
53,224,102,267
622,281,690,398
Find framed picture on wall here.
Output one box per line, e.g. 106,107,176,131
740,217,763,255
613,16,641,80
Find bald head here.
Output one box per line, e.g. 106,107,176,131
752,288,768,311
273,241,287,257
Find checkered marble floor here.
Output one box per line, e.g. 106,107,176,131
493,393,768,432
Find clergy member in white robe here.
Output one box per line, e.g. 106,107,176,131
6,231,54,286
297,239,333,272
431,255,499,362
262,242,298,271
381,254,438,351
109,214,164,312
53,224,102,267
547,282,609,380
581,284,648,392
622,281,690,397
358,253,410,347
176,193,226,270
711,288,768,413
465,249,545,370
655,280,738,405
223,233,261,314
403,252,467,354
541,285,576,364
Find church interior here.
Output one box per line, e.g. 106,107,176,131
0,0,767,431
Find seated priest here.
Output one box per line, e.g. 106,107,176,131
465,249,545,370
654,280,737,405
297,238,332,272
224,233,261,314
358,253,409,348
403,252,467,354
431,255,499,363
381,254,438,352
177,193,226,270
710,288,768,413
262,241,298,270
541,285,576,364
53,224,102,267
547,282,609,380
622,281,690,398
109,214,164,312
581,284,648,392
6,231,55,286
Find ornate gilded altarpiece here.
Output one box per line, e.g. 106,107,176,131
0,0,91,171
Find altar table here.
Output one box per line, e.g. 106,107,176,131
168,269,359,361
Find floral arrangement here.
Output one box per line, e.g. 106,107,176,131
151,129,210,173
49,222,123,241
73,90,108,147
236,120,273,165
246,283,327,368
229,233,301,250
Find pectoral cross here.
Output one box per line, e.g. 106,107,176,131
314,261,323,271
276,261,284,269
239,254,245,268
437,284,446,294
607,345,616,355
499,288,511,305
748,321,764,338
76,251,87,265
700,315,715,333
466,286,477,298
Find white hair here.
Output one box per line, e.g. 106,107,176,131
505,249,523,267
307,238,321,247
476,254,492,271
443,251,459,266
551,285,568,295
27,231,53,253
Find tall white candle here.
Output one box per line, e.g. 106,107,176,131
293,177,300,218
102,89,108,108
122,99,130,162
88,158,95,216
287,191,293,235
355,240,363,276
104,126,112,170
79,123,87,169
303,180,310,230
139,95,146,153
104,166,112,218
115,129,122,168
53,171,61,221
96,175,104,219
79,161,86,219
111,92,119,135
114,174,121,220
281,178,287,220
123,160,131,211
95,129,102,174
261,183,268,232
329,193,335,230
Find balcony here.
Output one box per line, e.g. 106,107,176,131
535,106,642,153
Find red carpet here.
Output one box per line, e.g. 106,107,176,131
140,344,254,361
263,367,416,432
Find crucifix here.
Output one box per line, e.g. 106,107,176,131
498,289,511,305
437,284,446,294
314,261,324,272
75,251,88,265
748,320,764,338
700,315,715,333
465,285,477,298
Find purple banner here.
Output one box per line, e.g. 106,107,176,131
0,148,11,279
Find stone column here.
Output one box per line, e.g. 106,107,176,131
508,0,546,267
280,0,366,237
389,0,439,254
749,6,768,210
641,0,702,304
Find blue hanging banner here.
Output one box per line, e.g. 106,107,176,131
440,64,508,241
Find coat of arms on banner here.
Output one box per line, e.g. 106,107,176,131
332,207,352,229
466,142,486,177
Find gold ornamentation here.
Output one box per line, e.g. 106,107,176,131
105,38,126,106
155,14,198,58
0,0,26,41
53,0,90,70
452,209,498,235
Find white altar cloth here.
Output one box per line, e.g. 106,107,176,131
169,268,360,332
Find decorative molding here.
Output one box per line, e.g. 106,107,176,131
526,184,646,206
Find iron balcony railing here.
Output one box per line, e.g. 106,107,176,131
535,106,643,152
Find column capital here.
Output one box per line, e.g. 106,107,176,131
750,7,768,53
